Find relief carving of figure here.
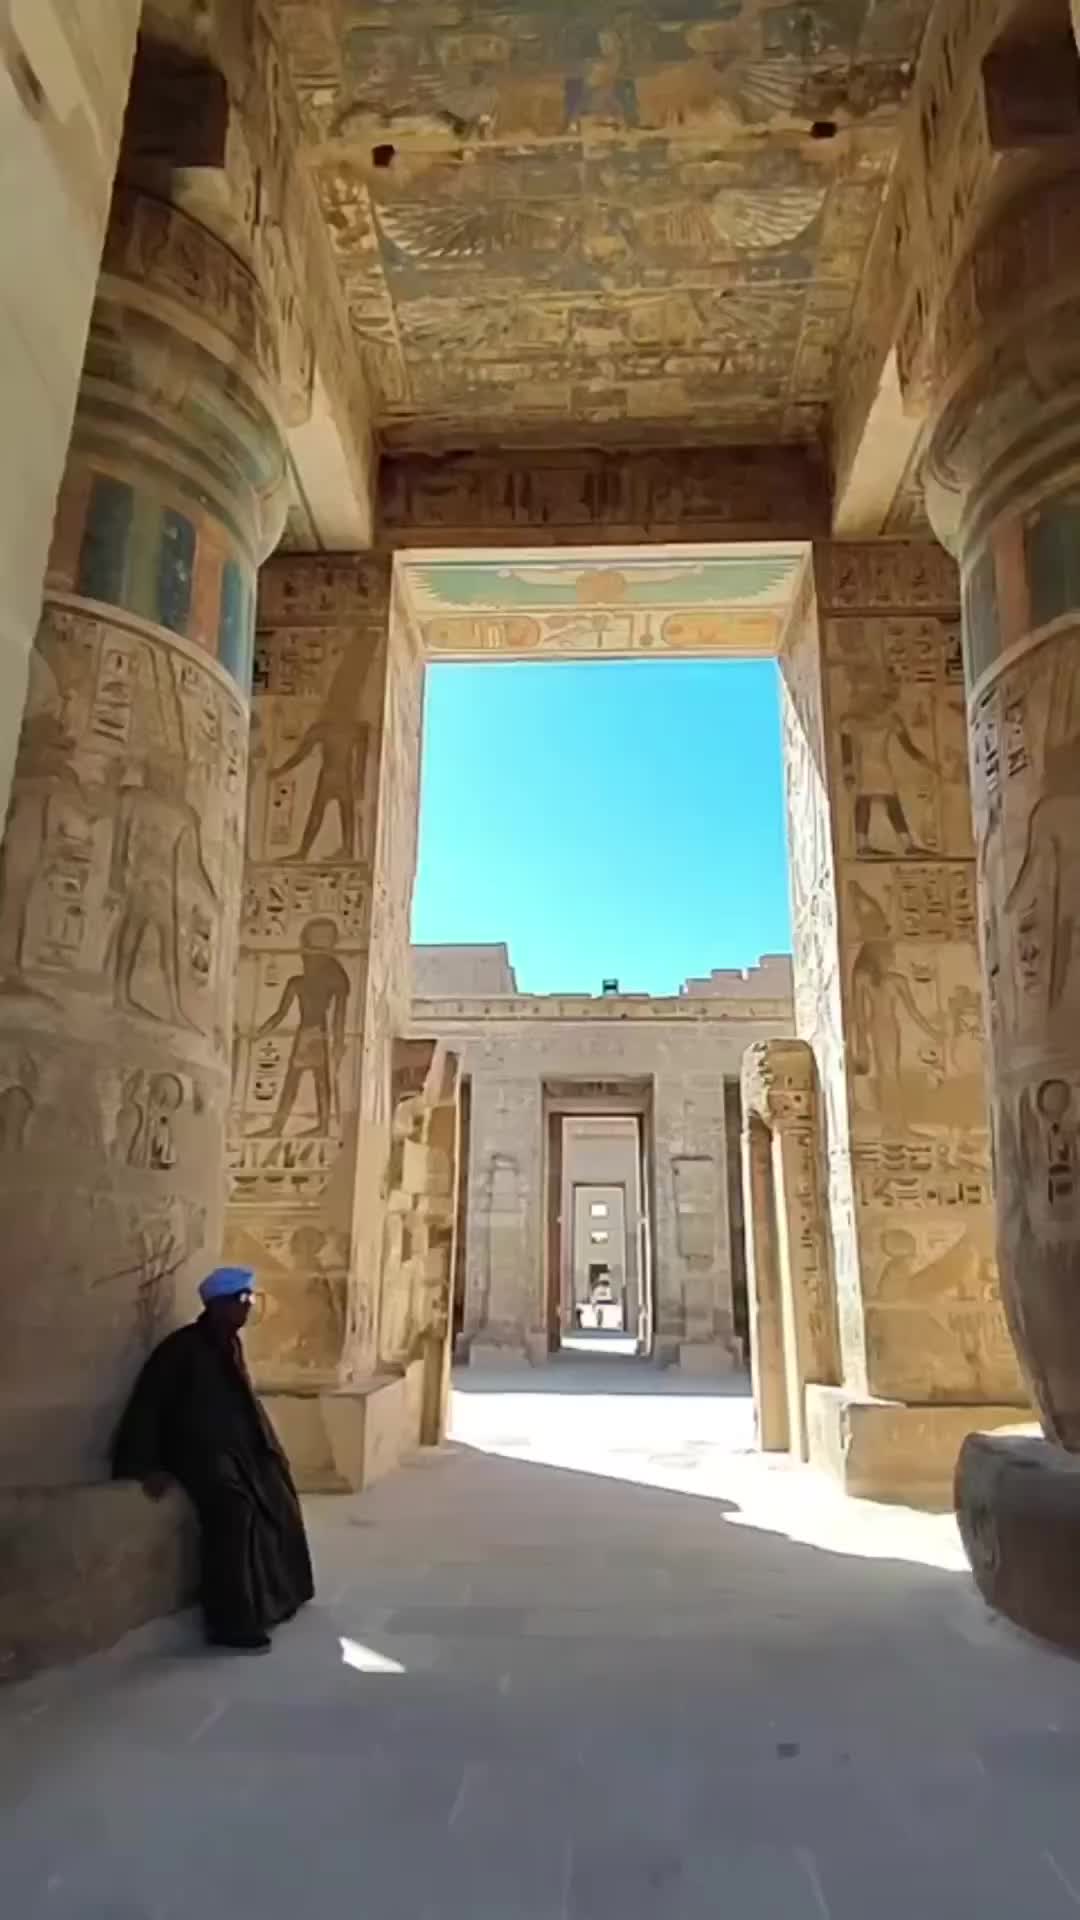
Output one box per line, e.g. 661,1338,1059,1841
271,647,374,863
850,941,942,1102
840,679,933,858
253,918,349,1138
107,757,219,1029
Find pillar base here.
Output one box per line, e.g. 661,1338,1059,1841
462,1338,531,1369
956,1429,1080,1654
805,1385,1030,1510
0,1483,198,1683
677,1341,742,1376
261,1366,424,1494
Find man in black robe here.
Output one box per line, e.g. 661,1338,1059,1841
112,1265,314,1653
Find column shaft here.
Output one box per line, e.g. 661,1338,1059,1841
0,187,286,1486
928,168,1080,1445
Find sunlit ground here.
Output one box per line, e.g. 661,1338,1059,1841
451,1364,969,1575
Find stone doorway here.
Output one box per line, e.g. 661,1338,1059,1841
554,1113,651,1361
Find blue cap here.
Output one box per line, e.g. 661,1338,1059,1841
199,1266,255,1305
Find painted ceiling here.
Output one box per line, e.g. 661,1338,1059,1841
396,543,808,657
281,0,933,450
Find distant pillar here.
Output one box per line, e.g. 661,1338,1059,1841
741,1040,837,1462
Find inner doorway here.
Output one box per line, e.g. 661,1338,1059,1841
545,1090,654,1360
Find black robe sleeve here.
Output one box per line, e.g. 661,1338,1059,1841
111,1334,184,1481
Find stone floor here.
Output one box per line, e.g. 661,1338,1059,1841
6,1357,1080,1917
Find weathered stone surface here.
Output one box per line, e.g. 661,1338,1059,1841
278,1,931,451
807,1385,1030,1510
956,1430,1080,1653
415,971,794,1366
379,1037,460,1446
742,1038,838,1460
380,448,829,547
780,542,1026,1427
926,169,1080,1449
261,1365,425,1494
0,1482,198,1682
0,185,286,1489
227,555,424,1402
831,0,1021,531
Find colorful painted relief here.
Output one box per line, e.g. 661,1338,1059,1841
283,1,930,436
50,470,256,694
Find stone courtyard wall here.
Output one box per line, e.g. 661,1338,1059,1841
412,992,794,1365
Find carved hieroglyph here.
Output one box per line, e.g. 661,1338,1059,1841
227,555,424,1388
781,541,1026,1414
927,168,1080,1445
0,188,287,1485
380,447,828,547
400,547,803,658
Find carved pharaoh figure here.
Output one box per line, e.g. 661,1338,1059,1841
253,917,350,1138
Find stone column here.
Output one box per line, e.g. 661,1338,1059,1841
741,1039,838,1462
226,555,426,1488
926,171,1080,1447
780,541,1028,1503
0,187,287,1491
742,1113,788,1453
924,166,1080,1647
379,1038,461,1446
462,1073,539,1365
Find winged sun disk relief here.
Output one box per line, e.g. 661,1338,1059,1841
375,186,826,262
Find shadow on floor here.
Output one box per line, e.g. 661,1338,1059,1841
3,1406,1080,1918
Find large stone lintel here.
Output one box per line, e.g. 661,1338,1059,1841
378,447,829,548
0,1484,198,1684
806,1385,1030,1511
261,1366,424,1494
956,1430,1080,1654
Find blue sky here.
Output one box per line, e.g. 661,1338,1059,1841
411,659,792,995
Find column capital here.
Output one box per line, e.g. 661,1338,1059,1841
741,1039,817,1136
833,0,1080,534
926,168,1080,555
